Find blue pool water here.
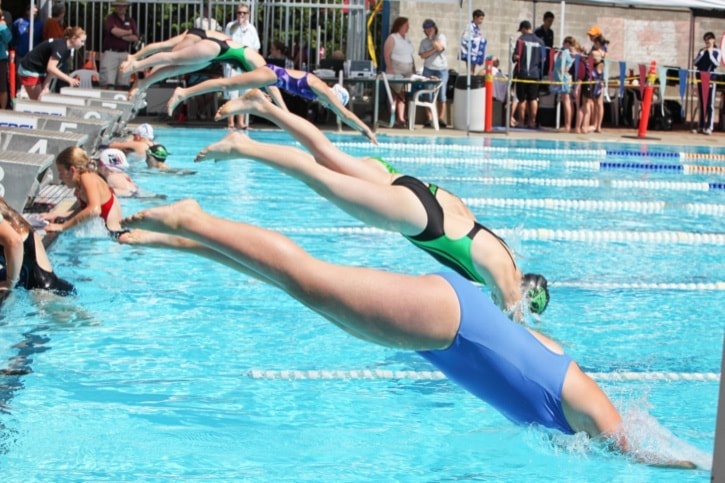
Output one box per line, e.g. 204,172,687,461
0,128,721,480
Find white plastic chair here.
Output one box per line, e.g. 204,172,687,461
408,80,443,131
69,69,99,89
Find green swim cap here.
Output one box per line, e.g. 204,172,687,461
522,273,550,314
147,144,170,161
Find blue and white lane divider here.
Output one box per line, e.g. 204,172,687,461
335,142,725,163
284,226,725,246
380,156,725,175
245,369,720,383
436,176,725,192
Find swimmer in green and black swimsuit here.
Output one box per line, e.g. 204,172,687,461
120,30,286,109
195,89,550,319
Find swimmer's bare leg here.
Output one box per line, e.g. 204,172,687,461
122,199,458,350
194,132,427,236
118,228,276,285
214,89,388,183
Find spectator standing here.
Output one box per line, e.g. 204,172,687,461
552,36,576,131
512,20,544,128
17,26,83,99
418,18,448,128
0,0,11,109
534,11,554,91
587,25,608,133
223,3,260,130
383,16,415,128
693,31,721,135
100,0,138,90
460,9,485,74
194,5,221,32
42,2,65,40
13,5,44,61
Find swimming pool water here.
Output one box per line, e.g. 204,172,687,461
0,128,720,481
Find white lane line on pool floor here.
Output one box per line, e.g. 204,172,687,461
283,227,725,246
244,369,720,383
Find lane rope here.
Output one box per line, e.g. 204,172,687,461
551,281,725,290
435,176,725,192
284,226,725,245
461,198,725,215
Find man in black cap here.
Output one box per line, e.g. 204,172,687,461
512,20,544,128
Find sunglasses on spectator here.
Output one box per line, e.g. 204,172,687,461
237,10,249,14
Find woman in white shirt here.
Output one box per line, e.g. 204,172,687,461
223,4,260,129
383,17,415,127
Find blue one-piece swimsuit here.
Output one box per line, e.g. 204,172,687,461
418,272,575,434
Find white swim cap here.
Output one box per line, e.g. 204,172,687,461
133,123,154,140
98,148,130,172
332,84,350,107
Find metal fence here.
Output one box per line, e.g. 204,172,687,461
58,0,371,71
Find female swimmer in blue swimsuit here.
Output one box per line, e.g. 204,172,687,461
118,199,697,469
118,29,285,108
198,89,546,320
166,63,377,143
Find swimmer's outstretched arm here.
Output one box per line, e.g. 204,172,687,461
307,75,377,144
122,199,459,350
561,364,697,469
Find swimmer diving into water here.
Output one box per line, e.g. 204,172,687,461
166,67,376,143
118,199,698,469
118,28,285,109
197,89,547,320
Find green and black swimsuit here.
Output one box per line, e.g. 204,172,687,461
391,174,517,286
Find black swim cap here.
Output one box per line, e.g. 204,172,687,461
522,273,549,314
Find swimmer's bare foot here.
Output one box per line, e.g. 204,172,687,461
195,131,247,162
122,199,202,235
214,88,269,121
119,58,136,75
117,228,198,248
167,87,186,116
